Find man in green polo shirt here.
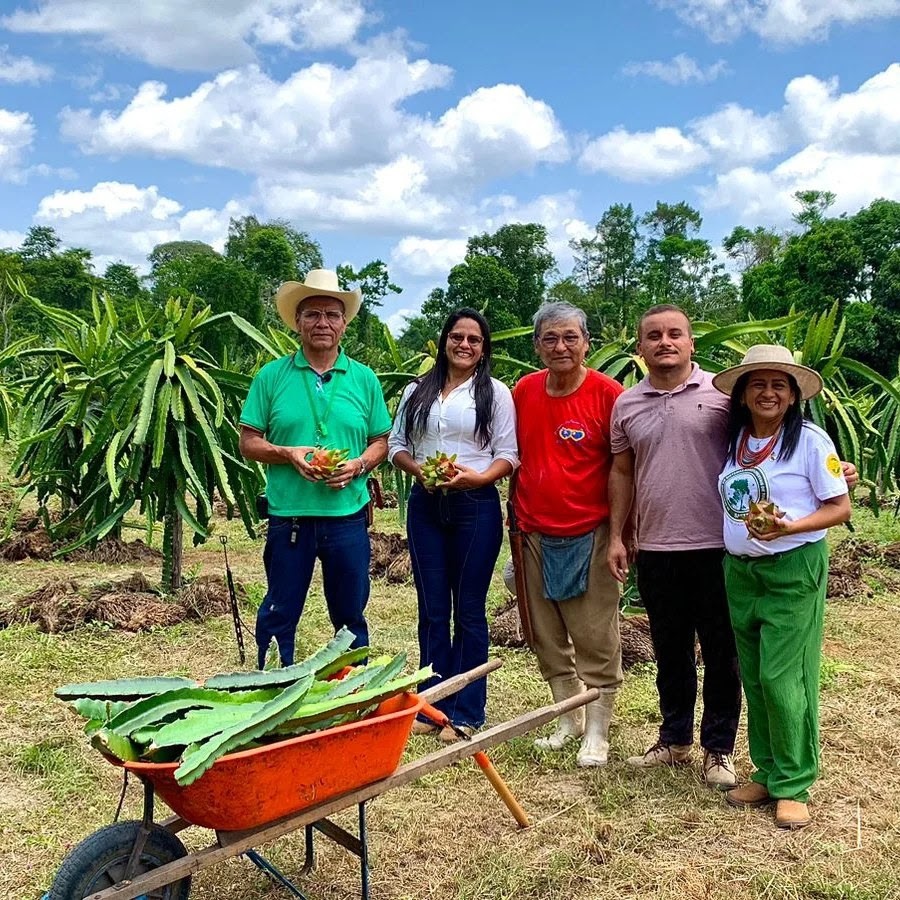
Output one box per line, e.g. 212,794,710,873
239,269,392,667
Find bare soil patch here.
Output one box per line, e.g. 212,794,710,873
490,600,655,669
0,515,161,564
369,530,412,582
0,572,241,633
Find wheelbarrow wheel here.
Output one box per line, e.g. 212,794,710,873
48,820,191,899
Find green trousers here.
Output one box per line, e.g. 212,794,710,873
724,540,828,802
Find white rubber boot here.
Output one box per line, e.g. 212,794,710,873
534,675,585,751
576,691,616,767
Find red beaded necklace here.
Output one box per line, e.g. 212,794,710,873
737,426,781,468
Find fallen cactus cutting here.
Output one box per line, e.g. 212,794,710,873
56,628,431,786
420,452,458,488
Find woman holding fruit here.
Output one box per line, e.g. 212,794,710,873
713,345,851,829
388,309,518,740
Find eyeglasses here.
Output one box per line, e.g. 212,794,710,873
538,332,583,349
300,309,344,324
448,333,484,347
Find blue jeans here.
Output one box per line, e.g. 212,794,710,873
407,483,502,728
256,507,370,667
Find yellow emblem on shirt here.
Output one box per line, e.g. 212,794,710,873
826,453,842,477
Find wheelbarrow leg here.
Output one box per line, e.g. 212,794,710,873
244,848,310,899
359,801,370,900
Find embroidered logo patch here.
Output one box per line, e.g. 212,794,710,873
825,453,842,477
556,421,586,442
720,468,769,521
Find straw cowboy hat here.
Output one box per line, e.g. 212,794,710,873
275,269,362,331
712,344,823,400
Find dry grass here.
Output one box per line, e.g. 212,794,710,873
2,509,900,899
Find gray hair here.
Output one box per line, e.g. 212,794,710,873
532,301,589,342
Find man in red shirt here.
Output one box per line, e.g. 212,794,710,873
513,301,623,767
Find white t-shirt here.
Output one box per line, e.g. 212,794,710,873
387,376,519,471
718,422,848,557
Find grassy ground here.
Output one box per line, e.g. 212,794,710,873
2,506,900,900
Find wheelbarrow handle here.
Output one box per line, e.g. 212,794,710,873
418,701,530,829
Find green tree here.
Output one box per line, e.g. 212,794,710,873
19,225,61,262
225,216,323,281
722,225,782,272
571,203,641,331
0,251,26,348
467,223,556,324
792,190,836,231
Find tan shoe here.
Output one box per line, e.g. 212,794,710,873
726,781,772,808
439,724,475,743
626,741,692,768
775,799,811,829
411,720,441,736
703,750,738,790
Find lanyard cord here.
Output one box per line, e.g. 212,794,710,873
299,357,340,442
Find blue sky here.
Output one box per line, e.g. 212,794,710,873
1,0,898,332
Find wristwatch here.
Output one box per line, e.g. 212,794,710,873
356,457,368,478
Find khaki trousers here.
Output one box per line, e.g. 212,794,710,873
521,523,623,691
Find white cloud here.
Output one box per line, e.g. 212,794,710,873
622,53,728,85
1,0,368,71
784,65,900,155
689,103,786,165
60,54,570,235
582,63,900,182
700,147,900,224
385,307,419,336
0,108,35,181
60,56,453,174
580,126,710,181
658,0,900,44
391,237,467,278
0,46,52,83
33,181,245,270
418,84,569,182
0,229,25,250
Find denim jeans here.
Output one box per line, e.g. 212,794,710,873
636,548,741,753
407,483,502,728
256,507,370,667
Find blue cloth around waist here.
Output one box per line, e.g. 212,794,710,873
540,530,594,601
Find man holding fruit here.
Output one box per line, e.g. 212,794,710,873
239,269,391,668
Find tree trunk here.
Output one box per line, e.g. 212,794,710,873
162,508,184,593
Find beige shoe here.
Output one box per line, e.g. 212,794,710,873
775,799,811,829
703,750,738,790
576,693,615,768
626,741,692,768
726,781,771,808
534,675,585,751
439,724,474,743
411,719,441,736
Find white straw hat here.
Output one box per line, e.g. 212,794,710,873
274,269,362,331
712,344,823,400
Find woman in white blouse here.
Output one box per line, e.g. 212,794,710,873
389,309,518,739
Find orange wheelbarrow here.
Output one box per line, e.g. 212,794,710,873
46,660,597,900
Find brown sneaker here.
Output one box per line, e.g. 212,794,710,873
439,724,475,743
775,799,811,829
703,750,738,790
626,741,692,768
726,781,772,808
411,720,441,736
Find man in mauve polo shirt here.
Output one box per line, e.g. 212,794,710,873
239,270,391,668
607,304,741,789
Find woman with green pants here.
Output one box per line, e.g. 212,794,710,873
713,345,851,830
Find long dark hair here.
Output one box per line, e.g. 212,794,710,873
725,371,804,463
403,308,496,450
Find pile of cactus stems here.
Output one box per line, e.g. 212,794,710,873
57,628,431,786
